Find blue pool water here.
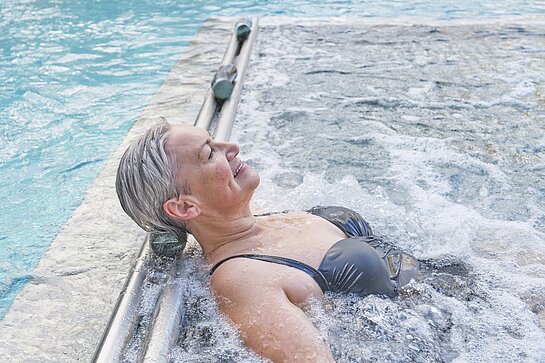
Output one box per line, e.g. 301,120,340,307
0,0,543,318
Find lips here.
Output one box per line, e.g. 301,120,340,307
233,162,244,178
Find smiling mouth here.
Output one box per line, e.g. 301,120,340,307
233,162,244,178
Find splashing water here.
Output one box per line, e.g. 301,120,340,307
171,20,545,362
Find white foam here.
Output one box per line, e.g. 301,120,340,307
226,20,545,361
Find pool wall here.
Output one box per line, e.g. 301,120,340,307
0,18,234,362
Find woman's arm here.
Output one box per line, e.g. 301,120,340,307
211,267,335,363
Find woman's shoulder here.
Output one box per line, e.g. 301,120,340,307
209,256,294,302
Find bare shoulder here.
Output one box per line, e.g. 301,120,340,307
210,258,275,301
209,257,334,362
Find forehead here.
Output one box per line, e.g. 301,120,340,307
167,125,208,143
165,125,210,160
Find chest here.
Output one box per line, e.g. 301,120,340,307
209,213,349,305
256,212,347,269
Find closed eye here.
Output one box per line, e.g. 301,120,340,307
208,147,214,160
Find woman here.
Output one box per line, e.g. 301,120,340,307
116,122,418,362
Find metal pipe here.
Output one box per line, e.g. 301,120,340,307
214,18,259,142
221,28,240,66
93,18,259,362
193,89,217,131
140,21,259,360
140,252,188,362
194,23,240,131
92,239,152,363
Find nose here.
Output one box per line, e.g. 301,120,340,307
217,141,239,161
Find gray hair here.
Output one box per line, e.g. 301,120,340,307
115,121,188,248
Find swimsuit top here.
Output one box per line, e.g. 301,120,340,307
210,206,417,297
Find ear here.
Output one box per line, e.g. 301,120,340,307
163,195,201,221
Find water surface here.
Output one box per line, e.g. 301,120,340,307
170,20,545,362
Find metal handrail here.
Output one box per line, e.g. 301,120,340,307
194,19,251,131
214,18,259,142
92,238,153,362
140,254,187,362
142,19,258,358
92,18,259,362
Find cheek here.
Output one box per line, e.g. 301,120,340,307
200,166,232,186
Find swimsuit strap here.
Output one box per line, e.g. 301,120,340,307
253,210,291,217
209,254,329,292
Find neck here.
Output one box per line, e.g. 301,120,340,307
188,205,262,262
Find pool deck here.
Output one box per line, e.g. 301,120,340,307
0,17,234,362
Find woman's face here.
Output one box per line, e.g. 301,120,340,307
166,125,260,212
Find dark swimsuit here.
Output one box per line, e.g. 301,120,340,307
209,206,418,297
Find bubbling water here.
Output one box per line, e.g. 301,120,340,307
170,243,264,363
170,20,545,362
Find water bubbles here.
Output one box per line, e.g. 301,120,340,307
229,20,545,362
170,247,264,363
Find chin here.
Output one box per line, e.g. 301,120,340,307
248,171,260,190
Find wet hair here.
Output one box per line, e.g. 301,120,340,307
115,120,188,248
